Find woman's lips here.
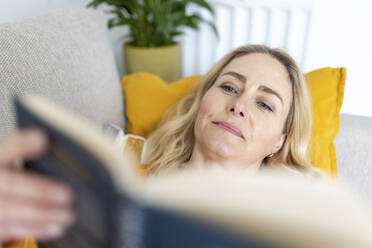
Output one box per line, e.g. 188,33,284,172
212,121,244,139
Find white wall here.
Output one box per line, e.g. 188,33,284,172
1,0,371,117
305,0,372,117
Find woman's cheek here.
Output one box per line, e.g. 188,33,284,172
199,99,209,115
199,92,216,116
195,98,212,136
258,120,280,144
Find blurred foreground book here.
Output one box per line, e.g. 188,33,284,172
14,94,372,248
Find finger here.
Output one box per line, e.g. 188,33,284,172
0,222,69,243
0,198,75,226
0,129,49,167
3,158,24,171
12,158,24,170
0,170,74,206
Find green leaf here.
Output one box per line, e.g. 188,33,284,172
203,20,219,40
170,30,184,37
184,0,215,16
87,0,219,46
170,1,186,13
107,19,116,29
86,0,104,8
184,18,199,30
105,0,127,5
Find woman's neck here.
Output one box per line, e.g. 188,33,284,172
182,142,262,173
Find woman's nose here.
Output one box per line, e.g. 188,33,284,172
229,102,247,118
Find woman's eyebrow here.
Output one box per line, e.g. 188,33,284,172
222,71,246,83
258,85,283,106
221,71,283,105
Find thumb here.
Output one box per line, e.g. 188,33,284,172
0,129,49,170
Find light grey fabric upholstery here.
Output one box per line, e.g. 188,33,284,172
0,8,125,139
336,113,372,203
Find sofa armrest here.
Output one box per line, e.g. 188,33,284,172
335,113,372,204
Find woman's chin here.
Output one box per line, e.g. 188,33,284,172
206,140,238,160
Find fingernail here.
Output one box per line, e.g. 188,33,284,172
28,131,45,147
51,209,76,224
55,187,73,203
46,224,63,236
64,211,76,225
55,189,68,201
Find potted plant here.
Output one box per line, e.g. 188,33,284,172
87,0,218,81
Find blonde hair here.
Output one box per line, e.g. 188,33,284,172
145,44,318,176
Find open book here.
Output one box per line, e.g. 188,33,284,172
14,94,372,248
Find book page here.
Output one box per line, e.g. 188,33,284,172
139,166,372,248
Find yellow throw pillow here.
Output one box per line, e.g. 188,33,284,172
123,73,201,137
305,67,346,177
123,68,346,177
3,237,38,248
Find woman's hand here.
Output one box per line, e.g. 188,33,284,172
0,129,75,243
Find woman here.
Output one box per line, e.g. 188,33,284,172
0,45,323,244
145,45,314,175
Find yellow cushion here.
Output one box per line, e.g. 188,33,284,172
123,68,346,177
305,67,346,177
4,237,38,248
123,73,202,137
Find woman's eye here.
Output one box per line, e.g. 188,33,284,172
258,101,273,112
220,85,238,94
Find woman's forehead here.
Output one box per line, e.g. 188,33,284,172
220,53,290,85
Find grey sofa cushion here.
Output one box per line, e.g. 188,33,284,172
336,113,372,204
0,8,125,139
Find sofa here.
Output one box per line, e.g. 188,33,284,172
0,8,371,206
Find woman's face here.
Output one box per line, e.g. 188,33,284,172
193,53,293,167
